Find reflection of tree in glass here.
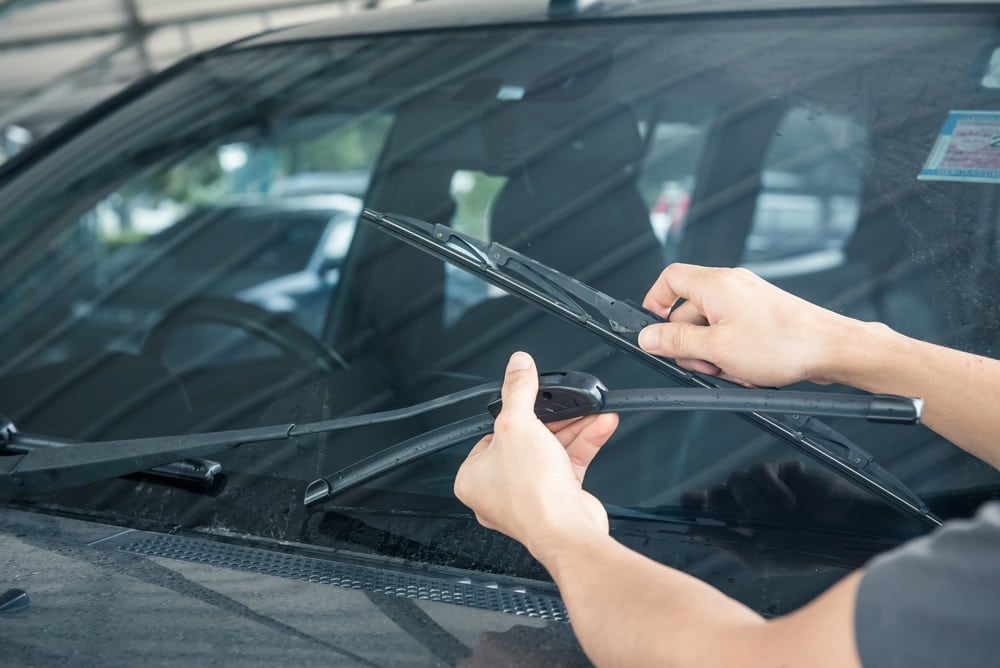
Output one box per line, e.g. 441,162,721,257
450,169,507,240
284,113,393,173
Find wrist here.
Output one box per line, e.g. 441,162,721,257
526,523,613,577
812,317,904,389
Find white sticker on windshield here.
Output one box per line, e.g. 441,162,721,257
919,111,1000,183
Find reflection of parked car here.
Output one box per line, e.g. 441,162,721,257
235,194,362,333
61,196,360,362
2,1,1000,664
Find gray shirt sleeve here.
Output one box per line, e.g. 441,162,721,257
854,501,1000,668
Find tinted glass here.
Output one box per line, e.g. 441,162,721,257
1,9,999,613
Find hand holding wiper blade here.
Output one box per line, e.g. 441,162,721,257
306,371,937,529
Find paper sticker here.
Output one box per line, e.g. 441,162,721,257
919,111,1000,183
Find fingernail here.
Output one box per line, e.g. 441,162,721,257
638,327,657,351
507,351,531,372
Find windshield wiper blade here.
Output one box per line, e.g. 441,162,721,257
306,371,937,529
360,209,942,528
364,210,695,382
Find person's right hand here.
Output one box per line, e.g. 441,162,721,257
638,264,855,387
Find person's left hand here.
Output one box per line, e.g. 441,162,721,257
453,351,619,562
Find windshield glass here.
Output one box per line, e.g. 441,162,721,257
2,9,999,614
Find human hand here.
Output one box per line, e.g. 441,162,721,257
638,264,854,387
453,351,619,562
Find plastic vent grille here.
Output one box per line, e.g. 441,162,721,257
115,533,567,621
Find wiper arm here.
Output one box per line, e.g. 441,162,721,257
360,210,942,528
306,371,938,529
0,370,934,535
0,383,501,495
0,417,223,488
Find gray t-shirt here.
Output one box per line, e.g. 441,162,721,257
855,501,1000,668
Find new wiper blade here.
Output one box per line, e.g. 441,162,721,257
306,371,936,529
361,210,942,527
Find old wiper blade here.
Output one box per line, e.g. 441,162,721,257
361,210,942,528
306,371,938,528
0,383,501,495
364,209,691,381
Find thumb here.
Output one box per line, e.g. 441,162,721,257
638,321,715,362
497,351,539,420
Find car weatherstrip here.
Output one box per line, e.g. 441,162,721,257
348,209,943,528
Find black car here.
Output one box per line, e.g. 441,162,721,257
3,1,1000,664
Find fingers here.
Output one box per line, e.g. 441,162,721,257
550,413,613,446
677,358,723,376
638,320,715,362
561,413,619,480
495,351,539,425
667,299,708,326
664,301,721,373
641,263,711,316
467,434,493,458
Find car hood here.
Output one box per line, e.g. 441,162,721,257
0,507,589,667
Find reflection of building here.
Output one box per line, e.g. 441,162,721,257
0,0,421,148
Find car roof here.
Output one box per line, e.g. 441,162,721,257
234,0,999,48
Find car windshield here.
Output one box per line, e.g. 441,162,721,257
2,7,999,614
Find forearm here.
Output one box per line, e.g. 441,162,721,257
819,318,1000,469
540,532,761,668
536,532,860,668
